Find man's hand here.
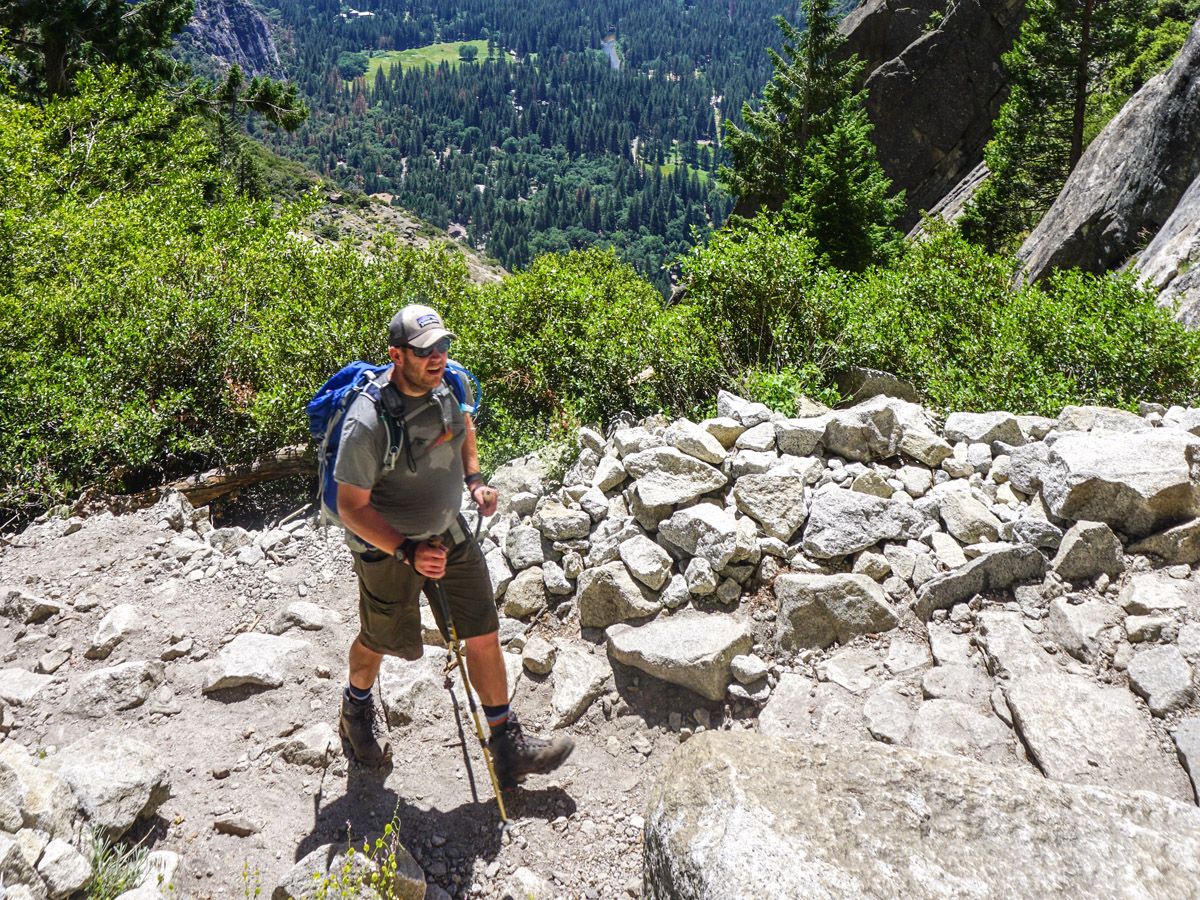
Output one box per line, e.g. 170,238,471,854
412,540,448,579
471,483,498,517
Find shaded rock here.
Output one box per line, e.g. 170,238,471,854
202,633,309,693
701,416,746,449
1019,20,1200,282
802,487,929,559
68,660,164,717
1047,598,1121,664
484,547,514,599
0,588,63,625
643,732,1200,900
731,474,808,541
1040,426,1200,539
834,366,922,404
45,734,171,838
550,644,611,728
915,545,1047,619
775,573,899,650
1128,518,1200,565
1127,645,1194,717
822,395,946,464
607,610,751,701
1007,441,1052,495
623,448,728,508
576,561,662,629
1051,521,1125,582
862,680,916,744
909,698,1017,765
1004,672,1193,801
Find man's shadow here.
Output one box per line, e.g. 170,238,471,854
296,744,575,891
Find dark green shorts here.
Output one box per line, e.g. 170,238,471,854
352,524,498,660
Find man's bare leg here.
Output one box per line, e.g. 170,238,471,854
463,632,508,706
348,636,384,691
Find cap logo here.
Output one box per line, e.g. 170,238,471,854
416,314,440,327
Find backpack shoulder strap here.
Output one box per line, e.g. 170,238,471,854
359,370,407,473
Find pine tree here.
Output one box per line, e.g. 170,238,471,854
718,1,902,270
1,0,194,98
960,0,1149,252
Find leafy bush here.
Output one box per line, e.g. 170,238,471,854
680,217,1200,415
453,247,724,471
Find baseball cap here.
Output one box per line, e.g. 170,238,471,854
388,304,457,349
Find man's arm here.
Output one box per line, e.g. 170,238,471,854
461,413,498,516
338,484,446,577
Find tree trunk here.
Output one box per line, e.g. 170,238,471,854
1070,0,1095,168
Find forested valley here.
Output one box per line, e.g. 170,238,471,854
255,0,823,290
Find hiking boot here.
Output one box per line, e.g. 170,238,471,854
487,714,574,789
339,694,391,766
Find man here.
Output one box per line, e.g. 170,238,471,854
333,302,574,786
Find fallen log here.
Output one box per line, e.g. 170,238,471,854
73,445,314,516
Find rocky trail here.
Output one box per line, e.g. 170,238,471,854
3,390,1200,898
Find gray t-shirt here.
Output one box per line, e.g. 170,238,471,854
333,371,471,550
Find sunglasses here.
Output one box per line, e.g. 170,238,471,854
406,336,453,358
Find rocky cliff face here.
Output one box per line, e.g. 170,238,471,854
1137,172,1200,328
1018,18,1200,288
840,0,1025,229
184,0,279,75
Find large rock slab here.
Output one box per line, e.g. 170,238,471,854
1138,170,1200,327
908,698,1018,766
576,561,662,629
643,731,1200,900
1039,430,1200,538
45,733,171,838
915,545,1047,619
607,611,751,701
802,487,929,559
623,447,727,508
775,573,899,650
1004,672,1194,802
1019,20,1200,282
850,0,1026,230
202,633,310,693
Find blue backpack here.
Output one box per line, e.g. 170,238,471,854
306,359,481,527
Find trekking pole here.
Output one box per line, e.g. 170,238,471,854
428,540,508,823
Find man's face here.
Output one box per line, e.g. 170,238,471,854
396,343,447,393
